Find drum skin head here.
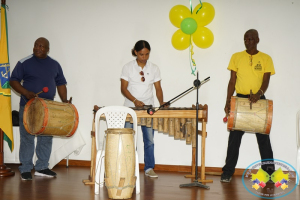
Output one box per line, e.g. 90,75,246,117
23,98,47,135
227,97,236,131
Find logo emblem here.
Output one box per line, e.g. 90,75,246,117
242,159,299,199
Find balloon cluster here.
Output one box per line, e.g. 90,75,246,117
169,2,215,50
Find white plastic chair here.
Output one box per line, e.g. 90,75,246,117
296,110,300,185
94,106,140,194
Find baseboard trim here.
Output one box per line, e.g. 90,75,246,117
56,159,247,176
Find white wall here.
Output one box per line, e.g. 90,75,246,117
6,0,300,170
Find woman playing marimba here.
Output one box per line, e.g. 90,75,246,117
120,40,167,178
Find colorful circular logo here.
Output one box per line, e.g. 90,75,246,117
242,159,299,199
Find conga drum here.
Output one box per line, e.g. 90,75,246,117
23,97,79,137
227,96,273,134
105,128,136,199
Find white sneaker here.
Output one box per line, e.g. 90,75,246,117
145,169,158,178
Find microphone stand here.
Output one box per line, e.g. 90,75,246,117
145,72,210,189
149,76,210,114
147,72,210,189
179,71,210,190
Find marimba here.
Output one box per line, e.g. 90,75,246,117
83,105,211,185
126,106,207,146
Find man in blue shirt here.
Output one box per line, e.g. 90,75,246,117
10,37,69,180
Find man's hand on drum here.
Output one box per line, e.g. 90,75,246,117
134,99,145,107
24,90,37,100
249,93,260,103
224,100,230,117
67,97,73,104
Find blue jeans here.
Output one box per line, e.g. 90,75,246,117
19,106,53,173
125,122,155,171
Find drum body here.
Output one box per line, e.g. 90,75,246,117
23,98,79,137
105,128,136,199
227,97,273,134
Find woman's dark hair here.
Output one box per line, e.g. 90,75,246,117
131,40,151,56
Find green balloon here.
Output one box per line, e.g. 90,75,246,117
180,18,197,35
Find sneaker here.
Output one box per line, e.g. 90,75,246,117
21,172,32,180
145,169,158,178
34,169,57,177
220,173,232,183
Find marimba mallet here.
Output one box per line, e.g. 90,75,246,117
36,87,49,95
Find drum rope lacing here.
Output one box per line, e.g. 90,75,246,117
234,110,266,121
109,133,136,189
232,106,270,132
40,121,76,132
106,184,136,190
95,133,136,189
233,105,268,121
39,106,78,134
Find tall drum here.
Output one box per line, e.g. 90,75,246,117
227,96,273,134
23,97,79,137
105,128,136,199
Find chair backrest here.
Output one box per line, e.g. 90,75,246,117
94,106,138,150
297,110,300,148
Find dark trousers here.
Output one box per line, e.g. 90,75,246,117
222,94,275,176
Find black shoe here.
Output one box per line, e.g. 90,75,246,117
21,172,32,180
220,173,232,183
34,169,57,177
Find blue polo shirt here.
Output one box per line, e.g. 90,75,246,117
10,54,67,106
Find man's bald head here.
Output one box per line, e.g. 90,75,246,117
245,29,259,39
33,37,50,59
244,29,260,54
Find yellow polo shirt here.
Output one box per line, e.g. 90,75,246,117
228,50,275,95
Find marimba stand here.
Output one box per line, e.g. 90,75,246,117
82,108,97,185
184,120,213,184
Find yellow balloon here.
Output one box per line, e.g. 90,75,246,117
192,27,214,49
169,5,192,28
192,2,215,26
171,29,191,50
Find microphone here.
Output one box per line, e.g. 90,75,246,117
147,107,155,115
194,79,201,87
193,77,210,88
36,87,49,95
147,107,160,115
146,101,171,115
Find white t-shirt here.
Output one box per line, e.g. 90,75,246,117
120,60,161,107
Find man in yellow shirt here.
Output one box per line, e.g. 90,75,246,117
221,29,275,182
